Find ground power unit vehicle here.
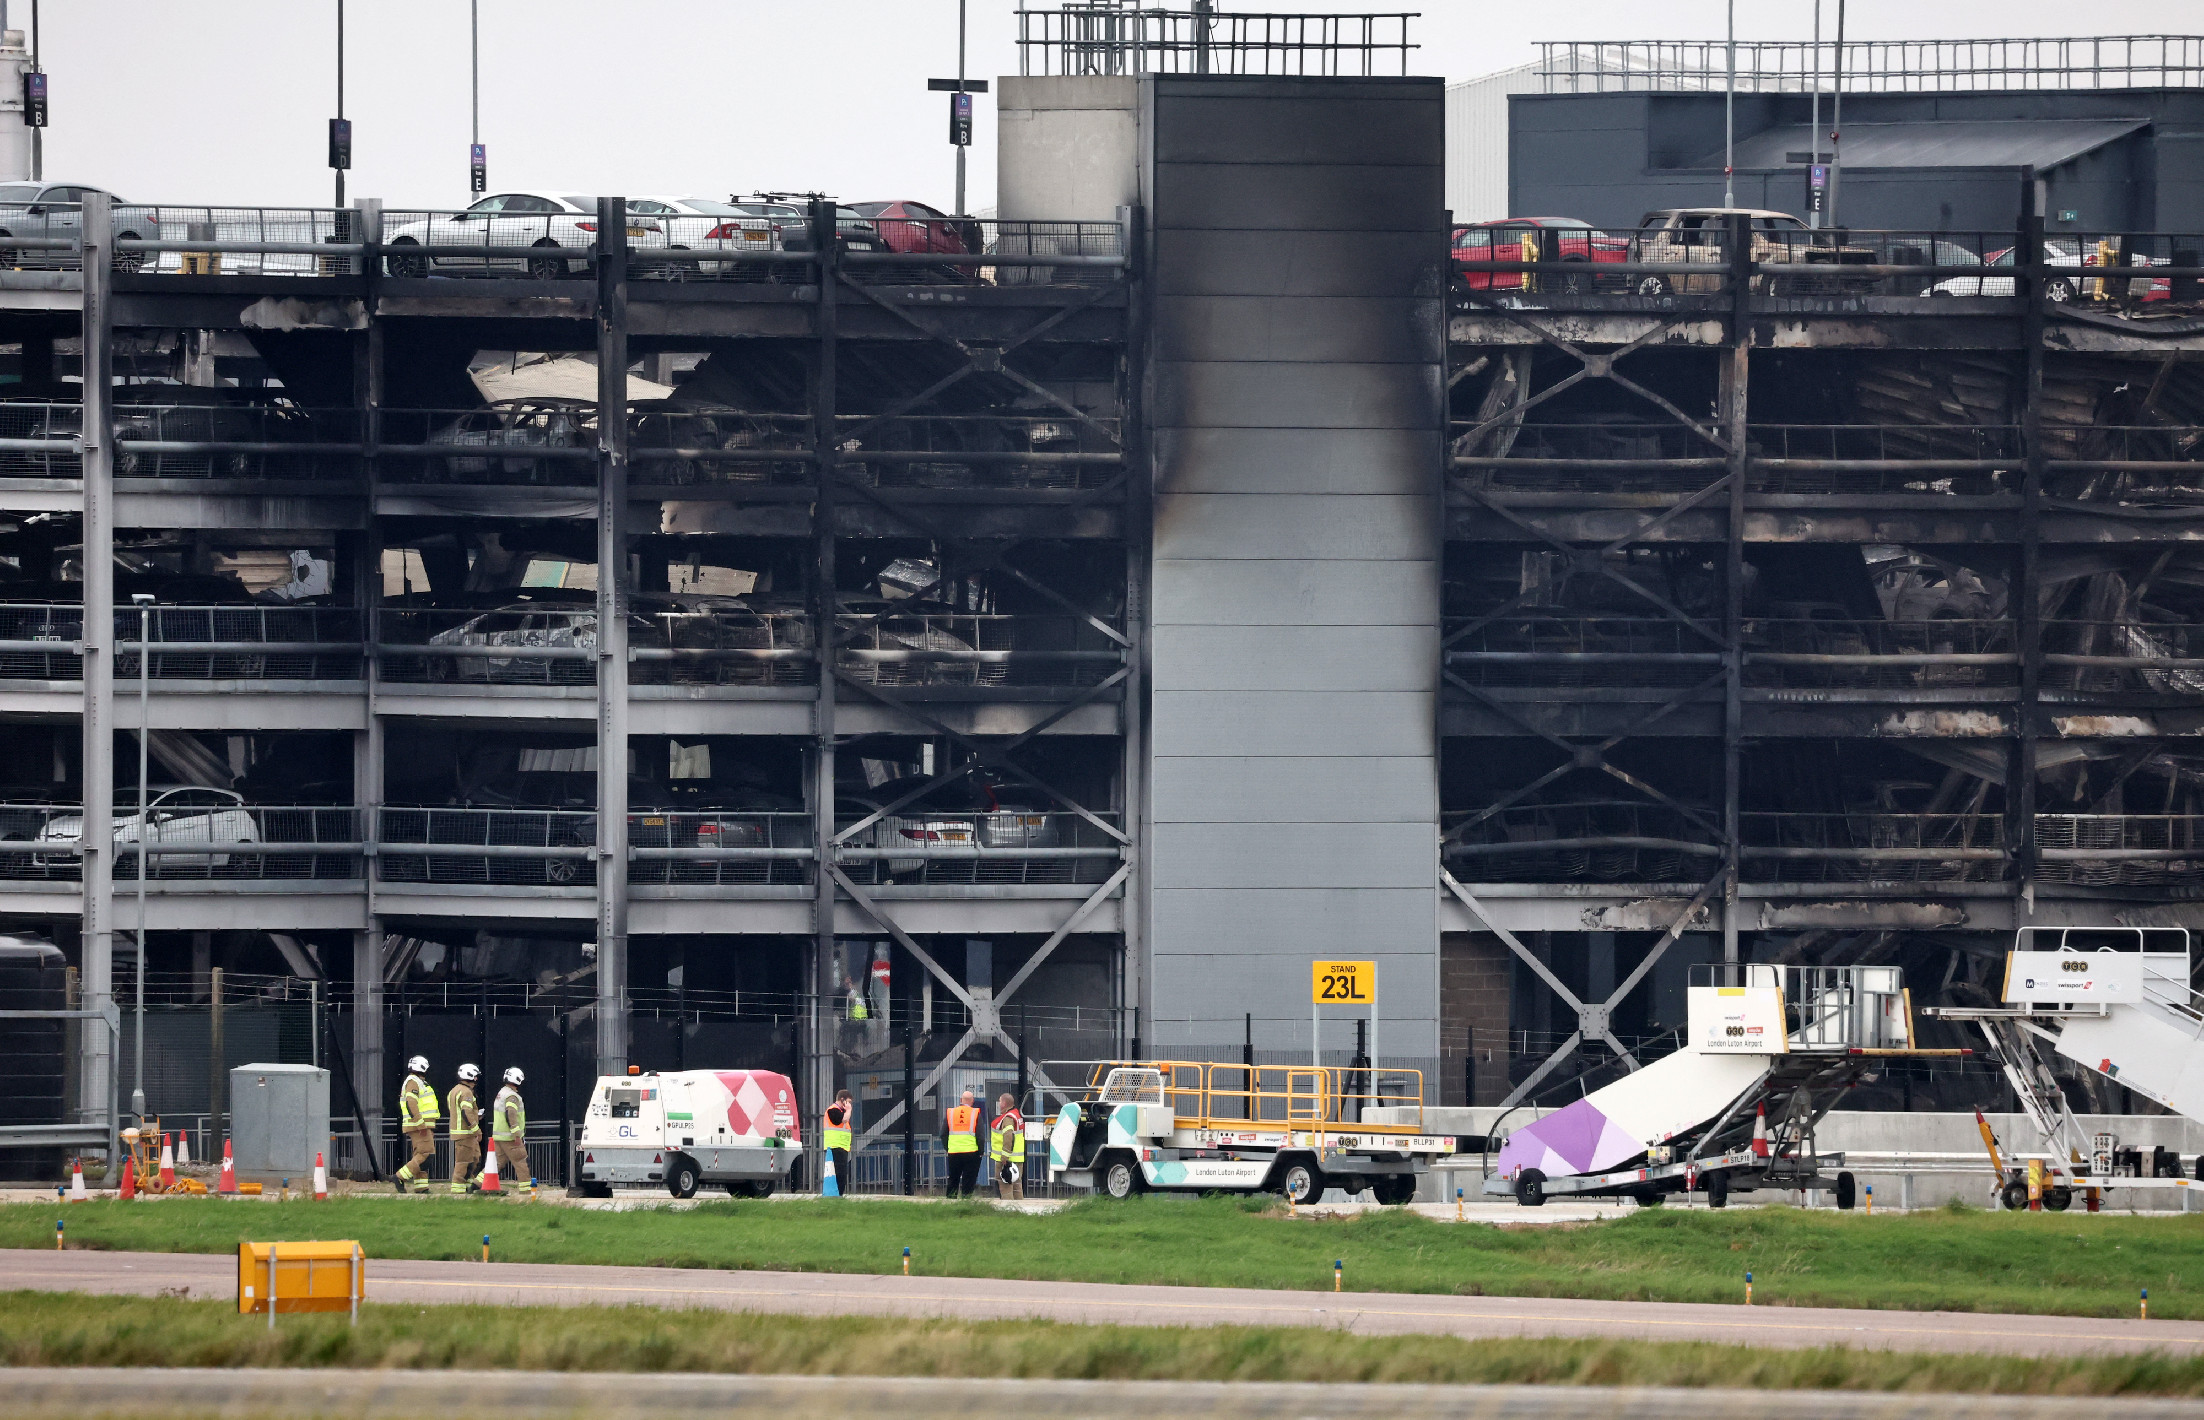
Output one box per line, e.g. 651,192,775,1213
1488,964,1964,1207
573,1068,800,1199
1048,1061,1455,1202
1933,928,2204,1210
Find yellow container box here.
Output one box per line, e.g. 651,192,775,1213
236,1240,364,1321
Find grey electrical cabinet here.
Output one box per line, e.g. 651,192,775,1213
229,1063,330,1184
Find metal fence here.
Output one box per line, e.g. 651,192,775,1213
376,606,599,687
633,411,813,485
837,810,1125,886
2044,620,2204,695
1017,5,1417,77
633,609,817,687
1739,813,2008,884
0,804,360,881
629,812,815,886
1443,803,1720,884
836,414,1125,491
1537,36,2204,94
1444,617,1720,690
2037,815,2204,888
375,807,598,887
839,613,1123,688
1743,619,2020,691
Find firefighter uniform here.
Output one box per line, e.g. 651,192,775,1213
822,1096,853,1197
447,1080,482,1193
942,1095,982,1198
990,1100,1025,1201
491,1080,534,1194
395,1068,441,1192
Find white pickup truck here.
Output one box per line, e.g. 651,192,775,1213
572,1068,801,1199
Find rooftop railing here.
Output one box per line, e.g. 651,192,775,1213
1017,5,1416,77
1536,36,2204,93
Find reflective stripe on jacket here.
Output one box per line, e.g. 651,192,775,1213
400,1074,441,1128
989,1111,1023,1163
448,1084,479,1137
492,1085,526,1142
823,1101,852,1152
944,1104,980,1153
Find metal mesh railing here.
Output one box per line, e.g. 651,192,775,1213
2044,620,2204,695
2036,815,2204,888
837,415,1124,490
1537,37,2204,93
632,411,812,486
632,609,816,687
629,812,813,886
375,807,598,887
1743,619,2019,691
838,613,1123,688
376,606,598,687
0,803,360,881
836,811,1124,885
1443,616,1719,689
1443,803,1721,883
119,605,362,681
1740,813,2007,883
1017,5,1417,77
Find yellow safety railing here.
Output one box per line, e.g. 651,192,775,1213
1085,1061,1425,1131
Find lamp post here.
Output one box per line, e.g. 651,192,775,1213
469,0,485,194
1722,0,1734,209
129,592,152,1126
926,5,987,218
330,0,348,208
27,0,38,181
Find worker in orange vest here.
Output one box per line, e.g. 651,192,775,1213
942,1088,983,1199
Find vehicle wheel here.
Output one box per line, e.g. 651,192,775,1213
2045,276,2076,304
724,1178,772,1199
2194,1154,2204,1182
575,1180,613,1199
545,856,581,885
386,239,428,278
1515,1168,1547,1208
527,240,566,280
112,235,146,275
1331,1174,1367,1199
2045,1186,2074,1213
665,1155,701,1200
1634,1189,1666,1207
1705,1171,1730,1209
659,245,691,283
2000,1180,2030,1211
1278,1161,1324,1204
1372,1173,1418,1206
1100,1153,1142,1200
1558,259,1591,295
1635,274,1669,298
1834,1171,1857,1211
0,227,16,268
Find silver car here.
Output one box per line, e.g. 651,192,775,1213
0,182,153,272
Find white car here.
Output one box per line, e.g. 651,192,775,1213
1924,240,2081,301
35,786,259,871
383,191,661,279
627,196,780,278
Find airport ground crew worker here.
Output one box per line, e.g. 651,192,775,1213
447,1063,483,1193
823,1088,854,1196
990,1093,1025,1201
394,1054,440,1193
491,1066,535,1195
942,1089,982,1198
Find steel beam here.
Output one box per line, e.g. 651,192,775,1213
594,197,632,1079
806,197,842,1187
77,193,115,1134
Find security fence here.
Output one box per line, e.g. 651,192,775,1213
0,803,361,881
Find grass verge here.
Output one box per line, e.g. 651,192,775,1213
1,1291,2202,1396
6,1194,2203,1320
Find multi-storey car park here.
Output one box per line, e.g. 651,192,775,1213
7,11,2204,1189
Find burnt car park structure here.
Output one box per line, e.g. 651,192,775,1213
14,13,2204,1180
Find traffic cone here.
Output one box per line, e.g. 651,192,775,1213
480,1141,502,1194
821,1149,840,1198
118,1151,136,1200
1751,1102,1769,1158
176,1134,191,1168
67,1157,86,1201
217,1138,237,1195
312,1152,328,1201
157,1133,176,1189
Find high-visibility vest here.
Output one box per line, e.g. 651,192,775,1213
945,1104,980,1153
492,1085,527,1143
823,1102,852,1152
400,1074,440,1128
989,1111,1023,1163
448,1084,479,1138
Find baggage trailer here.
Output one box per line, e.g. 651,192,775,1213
572,1068,800,1199
1932,927,2204,1211
1487,963,1968,1208
1048,1061,1455,1202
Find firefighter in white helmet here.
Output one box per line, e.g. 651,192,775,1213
447,1064,483,1193
394,1054,441,1193
491,1066,535,1195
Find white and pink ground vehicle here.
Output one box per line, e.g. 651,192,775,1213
572,1068,801,1199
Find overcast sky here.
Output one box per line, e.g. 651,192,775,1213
36,1,2193,210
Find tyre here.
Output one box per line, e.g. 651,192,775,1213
1834,1171,1857,1211
386,239,428,278
1331,1175,1368,1199
725,1178,773,1199
665,1155,701,1200
2000,1180,2030,1211
1558,259,1591,295
1636,275,1670,298
575,1180,613,1199
2045,1186,2073,1212
657,245,691,283
527,240,566,280
112,234,146,275
2045,276,2075,303
1705,1171,1730,1209
1277,1160,1323,1204
1515,1167,1547,1208
1633,1189,1665,1207
1372,1173,1418,1206
1100,1153,1142,1200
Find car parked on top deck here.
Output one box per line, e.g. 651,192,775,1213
384,192,662,279
1452,217,1628,293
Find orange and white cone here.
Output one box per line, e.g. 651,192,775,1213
217,1138,238,1195
67,1157,86,1201
176,1134,191,1168
312,1152,328,1201
480,1141,502,1193
1751,1102,1769,1159
118,1150,136,1200
157,1133,176,1189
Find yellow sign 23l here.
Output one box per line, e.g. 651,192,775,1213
1312,960,1376,1004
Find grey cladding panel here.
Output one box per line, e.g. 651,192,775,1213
1151,94,1444,168
1151,163,1443,233
1151,557,1438,625
1151,691,1434,758
1153,361,1443,432
1153,231,1442,298
1149,755,1439,823
1152,821,1435,890
1154,428,1440,498
1155,296,1443,366
1153,887,1439,958
1153,494,1437,561
1154,624,1435,692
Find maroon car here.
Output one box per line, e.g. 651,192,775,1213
848,200,981,257
1453,217,1629,293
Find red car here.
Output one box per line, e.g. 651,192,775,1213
848,201,981,257
1452,217,1629,292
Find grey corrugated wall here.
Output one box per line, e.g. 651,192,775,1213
1140,75,1447,1064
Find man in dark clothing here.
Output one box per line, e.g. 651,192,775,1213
942,1088,983,1198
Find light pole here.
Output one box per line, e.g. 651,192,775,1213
926,4,986,217
331,0,348,208
1722,0,1735,209
1809,0,1821,228
469,0,485,195
955,0,967,216
1830,0,1846,228
27,0,38,181
129,592,152,1125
